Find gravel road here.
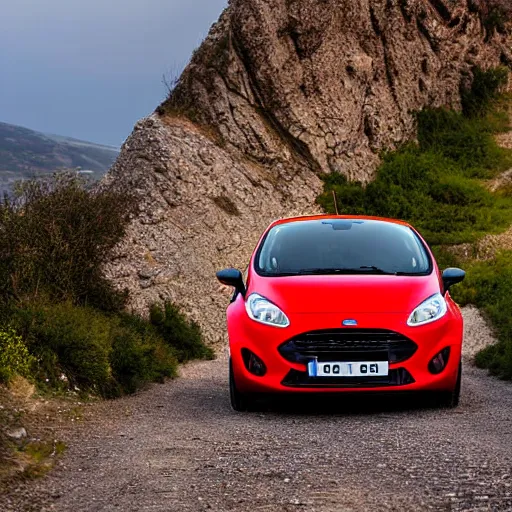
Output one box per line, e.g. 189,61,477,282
4,307,512,512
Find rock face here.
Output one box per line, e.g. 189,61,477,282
105,0,511,344
104,117,320,345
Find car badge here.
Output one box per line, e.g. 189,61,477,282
342,319,358,326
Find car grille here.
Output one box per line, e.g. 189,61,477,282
282,367,415,388
278,329,417,364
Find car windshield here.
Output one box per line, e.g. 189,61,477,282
255,219,431,276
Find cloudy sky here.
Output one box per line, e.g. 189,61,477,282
0,0,228,147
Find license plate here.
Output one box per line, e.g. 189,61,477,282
308,360,389,377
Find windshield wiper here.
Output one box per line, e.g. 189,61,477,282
359,265,397,274
298,266,397,275
261,271,301,277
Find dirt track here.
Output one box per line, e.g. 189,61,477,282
4,307,512,512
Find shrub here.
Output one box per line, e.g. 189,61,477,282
110,313,177,395
0,173,134,312
430,246,465,270
0,172,217,397
0,328,34,383
316,172,366,215
475,343,512,380
452,252,512,380
316,148,512,245
10,302,178,396
12,302,115,393
496,182,512,197
416,107,512,177
149,302,214,362
461,66,509,118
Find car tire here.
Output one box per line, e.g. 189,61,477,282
229,358,250,412
435,361,462,409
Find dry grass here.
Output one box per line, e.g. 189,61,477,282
144,251,158,267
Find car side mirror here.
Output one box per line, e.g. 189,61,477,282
442,268,466,295
216,268,246,297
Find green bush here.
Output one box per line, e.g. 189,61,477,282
10,302,178,396
430,246,466,270
497,182,512,197
0,173,134,312
0,172,216,397
316,147,512,245
12,302,115,393
416,107,512,178
452,252,512,380
149,302,214,362
461,66,509,118
110,313,177,395
0,328,34,383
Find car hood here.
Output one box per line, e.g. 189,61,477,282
248,274,440,314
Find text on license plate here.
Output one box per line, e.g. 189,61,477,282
308,360,389,377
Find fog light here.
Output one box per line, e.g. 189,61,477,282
241,349,267,376
428,347,450,374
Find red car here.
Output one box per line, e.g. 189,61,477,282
217,215,465,411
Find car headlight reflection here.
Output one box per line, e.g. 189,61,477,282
407,293,447,326
245,293,290,328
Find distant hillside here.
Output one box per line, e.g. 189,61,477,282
0,122,119,194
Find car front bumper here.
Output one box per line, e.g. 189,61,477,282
227,297,463,395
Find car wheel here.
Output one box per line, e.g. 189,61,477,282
229,358,250,412
435,361,462,409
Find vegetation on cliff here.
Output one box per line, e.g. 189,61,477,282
0,174,213,396
318,66,512,379
455,251,512,379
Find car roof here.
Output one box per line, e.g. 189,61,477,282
268,214,413,230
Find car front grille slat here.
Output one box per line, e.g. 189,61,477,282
279,328,417,365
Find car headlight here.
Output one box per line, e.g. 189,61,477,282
407,293,447,326
245,293,290,327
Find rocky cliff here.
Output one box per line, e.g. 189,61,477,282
105,0,511,344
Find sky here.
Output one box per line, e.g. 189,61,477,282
0,0,228,147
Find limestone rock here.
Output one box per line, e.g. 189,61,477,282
104,117,321,344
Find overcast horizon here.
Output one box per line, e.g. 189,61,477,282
0,0,228,147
